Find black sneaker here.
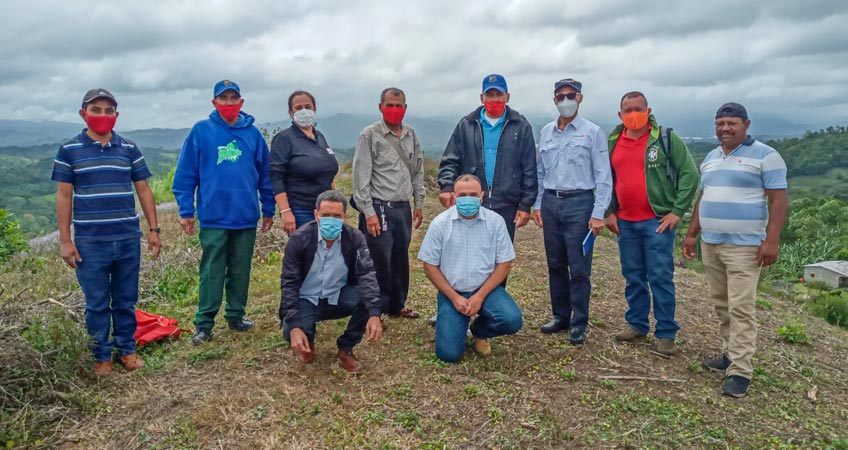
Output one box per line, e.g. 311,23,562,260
703,354,731,372
722,375,750,398
192,329,212,346
228,317,255,332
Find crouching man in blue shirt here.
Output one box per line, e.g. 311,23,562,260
418,174,523,362
279,190,383,373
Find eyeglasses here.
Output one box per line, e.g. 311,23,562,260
555,92,579,102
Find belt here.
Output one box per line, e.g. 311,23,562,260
545,189,592,198
372,199,410,208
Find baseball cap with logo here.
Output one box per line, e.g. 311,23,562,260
554,78,582,93
213,80,241,98
715,102,748,120
81,88,118,108
482,74,508,93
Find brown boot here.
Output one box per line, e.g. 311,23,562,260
94,361,113,376
120,354,145,371
473,338,491,356
337,349,363,373
655,338,678,356
614,326,647,342
294,342,315,364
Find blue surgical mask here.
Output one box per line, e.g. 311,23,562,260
318,216,343,240
455,196,481,218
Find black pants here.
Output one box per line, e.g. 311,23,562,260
359,200,412,315
485,200,518,287
282,285,369,351
541,190,595,332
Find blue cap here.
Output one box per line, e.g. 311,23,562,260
482,74,508,93
213,79,241,98
554,78,582,93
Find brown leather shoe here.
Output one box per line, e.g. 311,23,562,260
473,338,491,356
119,354,144,371
94,361,113,376
396,308,420,319
294,342,315,364
337,349,363,373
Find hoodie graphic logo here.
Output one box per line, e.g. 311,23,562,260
217,141,242,164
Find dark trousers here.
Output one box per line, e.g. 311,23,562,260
76,238,141,361
485,200,518,287
359,200,412,315
541,190,594,331
282,285,369,351
195,227,256,331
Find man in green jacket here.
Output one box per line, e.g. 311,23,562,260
604,91,699,356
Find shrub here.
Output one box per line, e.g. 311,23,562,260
0,209,29,264
807,291,848,329
776,323,810,344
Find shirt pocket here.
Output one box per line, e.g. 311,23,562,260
539,143,562,169
566,138,592,167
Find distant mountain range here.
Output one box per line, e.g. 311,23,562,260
0,114,815,160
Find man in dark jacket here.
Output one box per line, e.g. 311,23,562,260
438,74,538,241
279,190,383,373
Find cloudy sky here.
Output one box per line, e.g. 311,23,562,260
3,0,847,133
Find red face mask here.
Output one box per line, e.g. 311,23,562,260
483,101,506,117
214,99,243,122
381,105,406,125
621,111,650,130
83,111,118,135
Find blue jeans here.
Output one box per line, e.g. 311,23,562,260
291,205,315,229
435,286,523,363
617,217,679,339
75,237,141,361
282,285,370,351
541,190,594,331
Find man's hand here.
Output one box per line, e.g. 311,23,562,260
532,209,543,228
180,218,195,235
365,214,381,237
514,210,530,228
60,242,82,268
148,232,162,259
260,217,274,233
366,316,383,342
438,192,456,208
757,239,780,267
589,218,604,236
682,236,697,260
467,293,484,316
280,210,296,235
413,208,423,229
604,213,620,235
656,212,681,234
289,328,311,355
451,294,471,316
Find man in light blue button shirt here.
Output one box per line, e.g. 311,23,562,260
418,174,523,362
531,78,612,344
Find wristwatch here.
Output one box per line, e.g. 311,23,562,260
150,227,161,233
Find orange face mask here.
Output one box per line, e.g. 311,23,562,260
621,111,649,130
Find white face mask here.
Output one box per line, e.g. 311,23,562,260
293,109,316,128
557,99,579,118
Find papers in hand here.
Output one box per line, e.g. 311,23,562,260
582,230,596,256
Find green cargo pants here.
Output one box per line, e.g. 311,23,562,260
194,227,257,331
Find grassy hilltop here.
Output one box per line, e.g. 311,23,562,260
2,163,848,449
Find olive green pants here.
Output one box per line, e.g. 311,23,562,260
194,227,256,331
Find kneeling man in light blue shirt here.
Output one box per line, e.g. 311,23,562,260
418,174,523,362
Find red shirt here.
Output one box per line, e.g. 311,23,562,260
611,128,656,221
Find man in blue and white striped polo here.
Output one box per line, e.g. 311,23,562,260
682,102,788,398
52,88,162,376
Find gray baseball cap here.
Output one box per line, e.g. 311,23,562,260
716,102,748,120
82,88,118,108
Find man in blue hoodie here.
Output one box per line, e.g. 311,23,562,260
173,80,275,345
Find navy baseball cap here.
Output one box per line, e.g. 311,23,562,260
554,78,582,93
82,88,117,108
213,80,241,98
716,102,748,120
482,74,508,93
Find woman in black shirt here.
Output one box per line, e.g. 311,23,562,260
270,91,339,234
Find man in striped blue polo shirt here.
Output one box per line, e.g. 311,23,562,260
682,102,788,398
52,88,162,376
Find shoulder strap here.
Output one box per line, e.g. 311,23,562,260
659,126,678,188
383,131,414,178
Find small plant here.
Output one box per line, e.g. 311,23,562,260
557,368,579,381
330,392,343,405
601,379,618,390
687,361,705,374
189,347,228,364
0,209,29,264
777,323,810,344
756,298,774,310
